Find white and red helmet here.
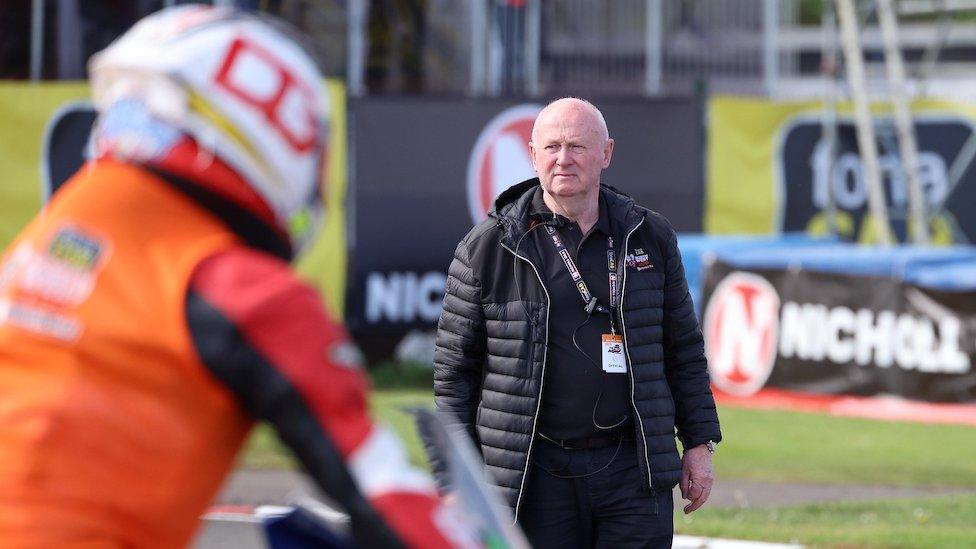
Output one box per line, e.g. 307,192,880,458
88,4,329,249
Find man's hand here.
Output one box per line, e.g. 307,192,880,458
679,444,714,514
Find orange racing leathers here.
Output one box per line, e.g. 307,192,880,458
0,159,457,548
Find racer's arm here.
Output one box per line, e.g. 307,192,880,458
186,248,465,548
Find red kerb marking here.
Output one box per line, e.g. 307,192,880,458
715,386,976,426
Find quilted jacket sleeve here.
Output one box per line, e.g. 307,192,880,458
658,220,722,450
433,237,487,446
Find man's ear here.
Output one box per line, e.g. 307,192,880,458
603,138,615,168
529,141,538,171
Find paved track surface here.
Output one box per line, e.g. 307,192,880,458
192,469,969,548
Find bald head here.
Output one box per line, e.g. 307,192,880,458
531,97,610,145
528,97,614,208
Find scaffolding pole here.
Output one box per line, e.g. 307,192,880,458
877,0,930,244
470,0,488,95
30,0,44,81
644,0,662,96
763,0,780,95
525,0,541,96
820,1,840,237
836,0,893,245
347,0,367,97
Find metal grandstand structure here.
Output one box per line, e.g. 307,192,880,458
23,1,976,101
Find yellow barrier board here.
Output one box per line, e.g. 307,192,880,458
296,79,347,319
0,82,89,248
706,95,976,244
0,80,347,319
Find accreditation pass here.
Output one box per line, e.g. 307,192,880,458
601,334,627,373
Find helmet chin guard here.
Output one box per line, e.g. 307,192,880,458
88,4,330,253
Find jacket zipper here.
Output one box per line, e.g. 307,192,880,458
500,241,550,523
618,218,654,492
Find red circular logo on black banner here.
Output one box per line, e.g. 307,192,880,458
466,104,542,225
703,272,781,397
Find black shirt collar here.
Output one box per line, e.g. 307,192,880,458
530,186,612,236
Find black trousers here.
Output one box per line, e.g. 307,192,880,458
518,439,673,549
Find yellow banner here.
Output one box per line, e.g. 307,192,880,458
296,79,348,319
0,82,89,249
0,80,347,319
706,95,976,244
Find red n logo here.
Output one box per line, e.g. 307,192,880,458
703,272,780,397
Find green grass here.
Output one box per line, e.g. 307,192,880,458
676,494,976,548
239,386,434,470
713,407,976,488
243,384,976,489
368,361,435,391
241,423,298,469
238,368,976,547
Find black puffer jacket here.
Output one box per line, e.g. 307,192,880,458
433,179,721,519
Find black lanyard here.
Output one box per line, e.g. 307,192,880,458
543,224,618,329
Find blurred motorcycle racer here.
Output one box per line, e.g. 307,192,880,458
0,6,471,548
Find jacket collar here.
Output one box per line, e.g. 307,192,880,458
490,178,645,251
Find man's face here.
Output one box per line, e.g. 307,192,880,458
529,103,614,200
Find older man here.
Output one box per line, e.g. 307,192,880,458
434,97,722,547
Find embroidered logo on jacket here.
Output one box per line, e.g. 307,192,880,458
624,248,653,271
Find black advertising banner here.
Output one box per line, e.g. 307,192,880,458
701,261,976,403
778,116,976,243
347,97,704,334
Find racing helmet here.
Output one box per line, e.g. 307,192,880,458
88,4,329,252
